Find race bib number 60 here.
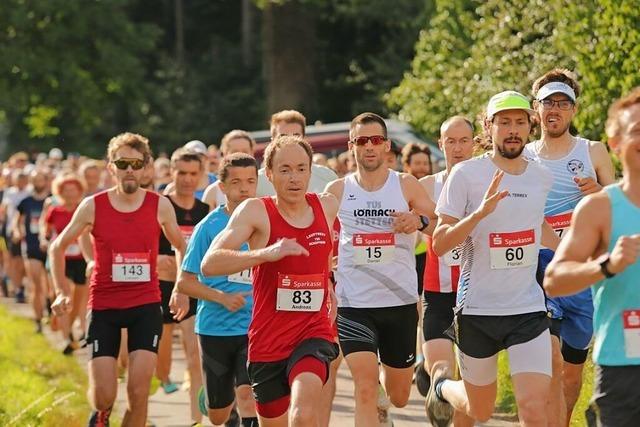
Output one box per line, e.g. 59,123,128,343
353,233,395,265
276,273,324,312
112,252,151,282
489,230,536,269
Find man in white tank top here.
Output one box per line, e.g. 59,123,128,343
525,70,616,426
426,91,560,426
325,112,436,426
418,116,475,427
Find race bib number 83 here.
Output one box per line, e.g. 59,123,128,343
489,230,536,269
276,273,324,312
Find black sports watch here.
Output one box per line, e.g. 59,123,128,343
417,215,430,232
599,255,616,279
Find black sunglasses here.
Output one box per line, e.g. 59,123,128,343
113,158,145,170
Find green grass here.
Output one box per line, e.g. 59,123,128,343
496,349,594,425
0,305,90,426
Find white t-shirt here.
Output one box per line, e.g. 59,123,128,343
257,164,338,197
436,155,552,316
2,186,30,227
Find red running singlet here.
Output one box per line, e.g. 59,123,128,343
89,190,161,310
249,193,334,362
423,235,460,294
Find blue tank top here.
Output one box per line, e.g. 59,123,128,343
592,185,640,366
194,173,217,201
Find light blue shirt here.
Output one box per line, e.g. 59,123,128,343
182,206,252,336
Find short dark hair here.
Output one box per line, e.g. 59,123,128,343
606,86,640,138
532,69,581,99
401,143,431,166
218,153,258,182
350,112,388,140
263,135,313,170
170,147,203,169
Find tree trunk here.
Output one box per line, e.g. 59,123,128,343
262,0,317,118
241,0,254,68
175,0,185,66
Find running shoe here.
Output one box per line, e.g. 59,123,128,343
62,340,79,355
88,407,111,427
149,376,160,395
415,362,430,397
225,407,240,427
161,380,179,394
425,361,454,427
15,287,26,303
377,384,393,427
197,386,208,416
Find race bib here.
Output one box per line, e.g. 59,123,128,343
228,269,252,285
353,233,395,265
112,252,151,282
545,212,572,240
489,230,536,269
29,216,40,234
623,310,640,358
276,273,324,312
443,246,461,267
65,243,82,257
172,225,194,251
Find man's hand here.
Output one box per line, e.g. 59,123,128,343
607,234,640,275
475,170,509,219
169,291,189,321
221,291,252,312
51,293,72,316
262,238,309,262
574,176,601,196
391,212,421,234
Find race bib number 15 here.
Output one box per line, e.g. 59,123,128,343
112,252,151,282
352,233,395,265
489,230,536,269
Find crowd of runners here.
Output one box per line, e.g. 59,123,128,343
0,69,638,427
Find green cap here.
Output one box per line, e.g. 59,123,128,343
487,91,534,119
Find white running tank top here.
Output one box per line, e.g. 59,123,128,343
523,137,595,239
436,155,553,315
336,171,418,308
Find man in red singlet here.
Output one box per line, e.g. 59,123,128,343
49,132,188,427
200,135,339,427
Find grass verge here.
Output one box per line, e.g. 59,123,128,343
0,304,90,426
495,349,594,425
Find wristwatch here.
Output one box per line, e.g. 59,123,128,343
417,215,430,232
599,255,616,278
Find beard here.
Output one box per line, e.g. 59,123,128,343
497,138,526,160
544,122,571,138
122,179,139,194
357,154,384,172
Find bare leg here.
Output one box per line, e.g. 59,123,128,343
319,352,342,426
178,317,202,424
344,351,379,427
547,335,567,427
121,350,157,427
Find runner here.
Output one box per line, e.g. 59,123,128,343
176,152,259,427
525,69,616,426
543,86,640,427
201,135,339,427
324,112,435,426
15,169,50,332
155,148,209,426
43,173,89,355
426,91,559,426
184,140,217,200
417,116,475,426
49,132,188,427
257,110,338,197
202,130,256,210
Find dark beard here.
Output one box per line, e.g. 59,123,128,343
497,143,525,159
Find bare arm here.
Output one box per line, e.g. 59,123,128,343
590,141,616,186
201,199,309,276
541,220,560,251
176,271,250,311
202,181,220,211
544,194,609,296
158,196,185,272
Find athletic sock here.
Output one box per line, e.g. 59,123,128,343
434,378,449,403
241,417,259,427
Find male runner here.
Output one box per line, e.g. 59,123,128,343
177,153,259,427
155,148,208,425
15,169,50,332
324,112,435,426
544,87,640,427
49,132,187,427
525,69,616,426
426,91,559,426
201,130,256,210
418,116,475,426
201,135,339,427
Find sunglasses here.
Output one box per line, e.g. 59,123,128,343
113,158,145,170
350,135,387,146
